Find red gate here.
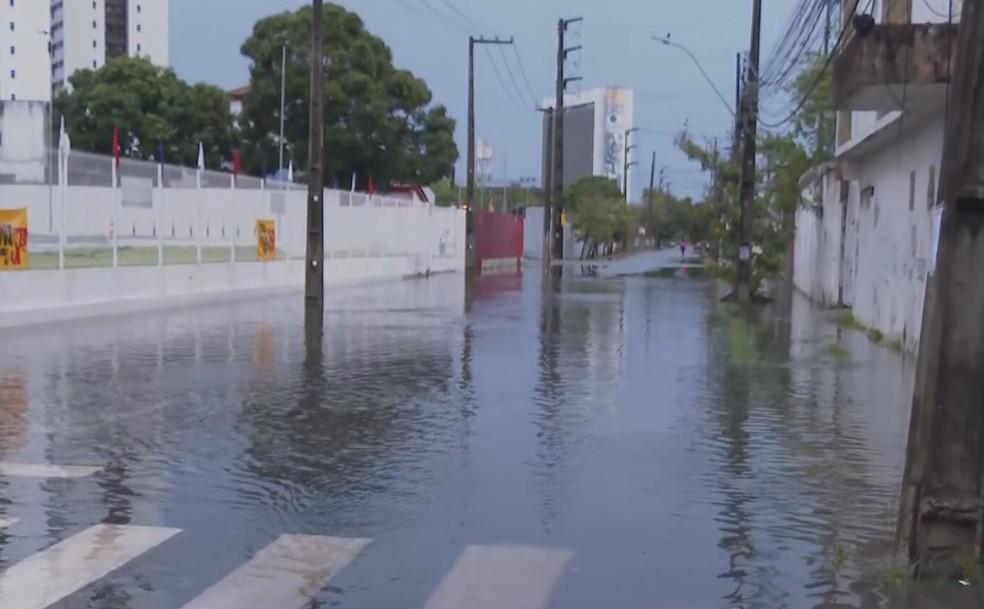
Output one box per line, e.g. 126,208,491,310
473,211,523,275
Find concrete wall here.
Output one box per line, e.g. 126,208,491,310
0,184,466,323
795,113,943,351
0,0,51,102
0,101,48,183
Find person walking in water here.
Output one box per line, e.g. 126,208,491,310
679,240,687,260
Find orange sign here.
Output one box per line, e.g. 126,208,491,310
0,208,28,270
256,219,276,261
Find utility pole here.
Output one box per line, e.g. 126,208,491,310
551,16,583,265
736,0,761,304
279,42,288,179
304,0,325,303
623,127,639,202
647,150,656,247
540,107,554,268
896,0,984,574
733,52,744,158
467,35,514,209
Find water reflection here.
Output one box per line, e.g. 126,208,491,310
0,266,961,608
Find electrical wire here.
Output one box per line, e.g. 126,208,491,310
757,0,874,129
920,0,960,19
435,0,483,29
761,0,828,88
510,43,539,105
483,45,526,109
414,0,471,33
497,45,536,108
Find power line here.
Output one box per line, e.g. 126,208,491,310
483,45,525,109
435,0,483,29
757,0,873,129
510,43,539,104
497,45,536,108
920,0,960,19
414,0,471,32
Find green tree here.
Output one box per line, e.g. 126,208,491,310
566,176,634,257
54,56,235,167
239,4,458,187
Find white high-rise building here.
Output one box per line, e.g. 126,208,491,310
51,0,169,93
0,0,52,102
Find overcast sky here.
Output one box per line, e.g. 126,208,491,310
171,0,799,200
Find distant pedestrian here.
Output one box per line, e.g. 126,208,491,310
680,241,687,260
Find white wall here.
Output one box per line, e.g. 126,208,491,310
0,0,51,102
846,113,941,350
0,183,466,322
0,101,48,182
794,168,846,307
55,0,106,89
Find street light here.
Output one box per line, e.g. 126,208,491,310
623,127,639,202
38,29,54,233
651,35,735,117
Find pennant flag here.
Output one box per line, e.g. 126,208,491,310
58,117,71,156
350,172,356,192
368,176,376,196
287,160,294,183
232,149,241,177
112,127,120,168
197,143,205,171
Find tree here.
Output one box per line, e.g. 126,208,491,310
54,56,235,168
566,177,634,257
239,4,458,187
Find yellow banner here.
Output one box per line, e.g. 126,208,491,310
256,219,276,261
0,208,28,270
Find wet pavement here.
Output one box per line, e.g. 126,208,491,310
0,249,976,608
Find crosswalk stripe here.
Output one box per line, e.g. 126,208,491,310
0,524,180,609
0,463,101,478
0,518,18,529
424,545,573,609
178,535,371,609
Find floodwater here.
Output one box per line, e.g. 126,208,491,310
0,250,975,608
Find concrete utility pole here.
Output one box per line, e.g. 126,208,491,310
736,0,762,304
540,106,554,266
733,52,743,158
305,0,325,303
467,36,514,209
623,127,640,202
897,0,984,574
551,16,583,265
647,150,656,245
279,42,288,180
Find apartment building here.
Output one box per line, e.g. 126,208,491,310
51,0,169,92
793,0,961,350
0,0,52,102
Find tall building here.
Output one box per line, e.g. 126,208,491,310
0,0,52,102
51,0,169,92
540,87,636,198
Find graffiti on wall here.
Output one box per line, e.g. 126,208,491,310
0,209,28,270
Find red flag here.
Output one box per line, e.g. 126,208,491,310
112,127,120,168
232,149,241,177
368,175,376,195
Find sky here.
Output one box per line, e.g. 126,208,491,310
170,0,799,201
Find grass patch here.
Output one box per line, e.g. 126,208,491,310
824,342,851,360
886,338,904,353
25,245,282,270
837,310,865,330
867,328,884,343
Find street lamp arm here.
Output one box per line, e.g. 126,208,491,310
651,36,735,117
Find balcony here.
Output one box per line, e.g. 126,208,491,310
833,23,958,112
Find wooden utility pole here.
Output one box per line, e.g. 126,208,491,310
467,36,514,210
647,150,656,246
733,52,743,158
897,0,984,574
541,107,554,270
736,0,762,304
552,17,583,264
304,0,325,303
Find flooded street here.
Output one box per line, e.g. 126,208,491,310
0,251,966,608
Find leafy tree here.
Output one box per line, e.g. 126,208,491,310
54,56,235,167
239,4,458,187
566,176,634,257
788,52,835,161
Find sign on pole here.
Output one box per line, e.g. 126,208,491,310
256,219,276,261
0,208,28,270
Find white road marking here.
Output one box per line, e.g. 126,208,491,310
0,524,180,609
0,518,17,529
179,535,371,609
0,463,101,479
424,545,573,609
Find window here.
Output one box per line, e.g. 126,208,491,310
9,46,13,55
8,0,13,7
137,43,141,52
10,93,14,101
137,24,141,32
92,60,97,68
9,70,14,79
93,40,97,48
927,166,937,209
93,20,97,29
92,1,96,7
137,4,141,12
9,22,14,31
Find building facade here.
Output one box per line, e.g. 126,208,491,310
540,87,636,198
51,0,169,92
793,0,960,351
0,0,52,102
